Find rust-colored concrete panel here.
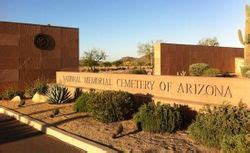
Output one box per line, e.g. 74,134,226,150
40,26,62,57
19,46,41,58
40,48,62,59
154,43,244,75
19,70,44,82
0,22,79,88
19,70,39,84
0,33,20,46
62,47,78,58
61,28,79,47
19,24,41,48
41,58,61,70
0,82,20,93
19,69,56,83
0,69,19,82
0,57,19,69
0,22,20,34
19,57,41,70
61,58,79,70
0,46,20,57
61,28,79,62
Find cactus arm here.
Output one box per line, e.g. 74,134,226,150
238,29,245,45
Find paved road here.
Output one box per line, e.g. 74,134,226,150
0,114,85,153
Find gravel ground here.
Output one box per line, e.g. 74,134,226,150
0,99,218,152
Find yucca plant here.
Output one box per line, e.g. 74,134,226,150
46,84,71,104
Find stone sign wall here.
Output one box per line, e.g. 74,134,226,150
0,21,79,90
57,72,250,109
154,43,244,75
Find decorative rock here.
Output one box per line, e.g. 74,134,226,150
11,96,21,102
32,92,48,103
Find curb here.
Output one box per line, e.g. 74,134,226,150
0,106,118,153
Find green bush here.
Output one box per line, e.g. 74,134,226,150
73,88,83,100
245,70,250,78
25,78,49,97
221,134,249,153
46,84,71,104
241,65,250,77
87,90,137,123
133,102,183,133
189,63,209,76
1,89,24,100
33,83,48,95
202,68,220,77
129,69,147,75
188,102,248,151
74,92,91,112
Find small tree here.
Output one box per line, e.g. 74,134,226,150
198,37,219,46
80,48,107,71
137,40,162,71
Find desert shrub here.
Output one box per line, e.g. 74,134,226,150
87,90,137,123
129,69,147,75
1,89,24,100
46,84,71,104
133,102,183,133
33,79,48,94
202,68,220,77
74,92,91,112
188,102,248,151
245,70,250,78
241,65,250,77
221,134,249,153
25,78,49,97
73,88,83,99
189,63,209,76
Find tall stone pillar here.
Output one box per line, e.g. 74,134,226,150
153,43,162,75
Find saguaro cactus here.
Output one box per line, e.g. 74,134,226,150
238,5,250,65
238,30,246,45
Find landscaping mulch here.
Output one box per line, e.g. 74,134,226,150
0,100,218,152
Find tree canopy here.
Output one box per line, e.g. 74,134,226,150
198,37,219,46
80,48,107,70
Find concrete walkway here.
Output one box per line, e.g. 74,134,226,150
0,114,85,153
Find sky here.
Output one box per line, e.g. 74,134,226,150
0,0,247,61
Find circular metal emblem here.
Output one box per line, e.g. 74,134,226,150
34,33,55,50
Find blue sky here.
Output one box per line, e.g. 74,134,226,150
0,0,247,60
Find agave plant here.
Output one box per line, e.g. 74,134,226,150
46,84,71,104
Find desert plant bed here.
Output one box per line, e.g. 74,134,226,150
0,99,218,152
